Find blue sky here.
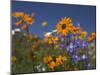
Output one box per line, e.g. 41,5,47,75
12,1,96,38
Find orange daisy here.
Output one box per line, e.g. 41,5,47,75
56,17,73,36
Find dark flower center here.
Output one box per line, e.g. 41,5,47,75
62,24,66,29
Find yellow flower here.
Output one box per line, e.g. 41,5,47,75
12,12,24,18
21,24,28,30
43,56,53,64
88,36,93,43
22,14,34,25
56,55,67,66
44,37,53,44
21,14,34,25
88,32,96,43
44,55,67,71
71,26,81,35
15,19,23,27
42,21,47,27
48,61,56,71
79,31,87,40
12,12,34,27
45,36,59,44
56,17,73,36
67,25,74,32
75,27,81,34
53,37,59,44
54,37,59,41
48,38,53,44
43,56,56,70
25,17,34,25
91,32,96,38
56,55,63,65
71,26,76,34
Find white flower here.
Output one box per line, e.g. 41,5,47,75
12,30,15,35
82,54,87,60
14,28,21,32
52,30,57,33
12,28,21,35
44,29,57,37
44,32,52,37
42,67,46,71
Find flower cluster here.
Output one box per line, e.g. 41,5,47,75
12,15,96,73
43,55,67,71
43,17,96,70
44,36,59,45
12,12,34,30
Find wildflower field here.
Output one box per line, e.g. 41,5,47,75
11,1,96,74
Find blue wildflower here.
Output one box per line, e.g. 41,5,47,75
66,42,75,55
74,39,83,48
72,54,81,64
86,63,93,69
59,44,64,50
81,42,89,49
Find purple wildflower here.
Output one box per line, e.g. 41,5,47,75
72,54,81,64
66,42,75,54
59,44,64,50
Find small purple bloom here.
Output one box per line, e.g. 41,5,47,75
58,34,62,39
67,33,74,38
66,42,75,54
81,42,89,49
75,39,83,48
66,46,70,51
86,63,93,69
59,44,64,50
72,54,81,64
